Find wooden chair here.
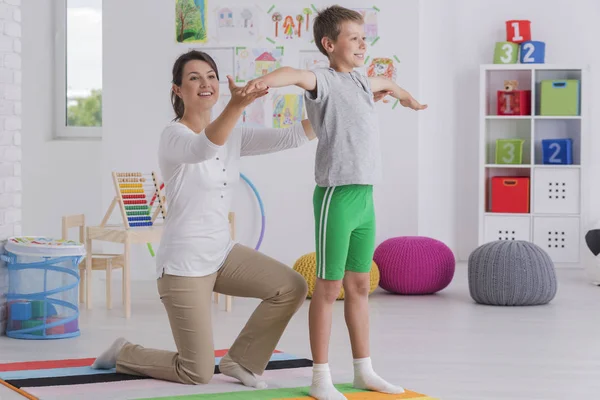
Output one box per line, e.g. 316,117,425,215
213,212,235,312
62,214,125,310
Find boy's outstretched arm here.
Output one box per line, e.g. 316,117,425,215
243,67,317,94
369,76,428,111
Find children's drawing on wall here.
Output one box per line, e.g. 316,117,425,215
367,56,398,104
211,5,262,43
241,96,268,128
194,47,234,83
273,94,304,128
267,6,315,43
235,47,284,83
352,7,379,44
176,0,208,43
299,50,329,70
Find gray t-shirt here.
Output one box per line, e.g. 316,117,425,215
304,67,382,187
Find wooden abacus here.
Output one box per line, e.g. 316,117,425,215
101,172,167,230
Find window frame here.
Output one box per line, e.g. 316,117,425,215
53,0,102,140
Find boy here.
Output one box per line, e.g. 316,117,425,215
243,5,427,400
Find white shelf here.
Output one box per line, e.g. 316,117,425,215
481,64,584,71
484,116,582,120
533,164,580,169
478,64,588,264
485,164,531,168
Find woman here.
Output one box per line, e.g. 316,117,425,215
91,50,389,388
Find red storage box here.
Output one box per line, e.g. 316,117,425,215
497,90,531,115
491,177,530,213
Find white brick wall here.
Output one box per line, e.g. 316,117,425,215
0,0,21,335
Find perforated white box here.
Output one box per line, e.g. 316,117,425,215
533,216,580,263
484,215,531,243
533,168,580,214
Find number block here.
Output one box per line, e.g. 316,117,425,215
520,41,545,64
542,139,573,165
494,42,519,64
491,176,530,213
497,90,531,115
506,20,531,43
495,139,525,164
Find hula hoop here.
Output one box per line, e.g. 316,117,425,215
149,173,266,252
240,173,265,250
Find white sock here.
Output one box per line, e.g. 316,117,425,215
91,337,129,369
309,363,346,400
353,357,404,394
218,353,267,389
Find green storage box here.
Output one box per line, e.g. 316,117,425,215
540,80,580,116
496,139,525,164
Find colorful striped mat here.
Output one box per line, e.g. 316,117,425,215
0,350,435,400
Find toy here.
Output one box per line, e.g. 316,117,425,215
494,42,519,64
490,177,530,213
540,80,580,116
520,40,545,63
3,236,84,339
495,139,525,164
504,80,518,91
506,20,531,43
497,89,531,116
107,172,166,256
493,20,546,65
542,139,573,165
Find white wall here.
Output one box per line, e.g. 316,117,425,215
21,0,103,240
418,0,600,261
101,0,421,280
0,0,22,334
20,0,600,289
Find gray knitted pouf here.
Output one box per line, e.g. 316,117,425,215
468,240,557,306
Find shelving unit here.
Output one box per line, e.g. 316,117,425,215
478,64,589,264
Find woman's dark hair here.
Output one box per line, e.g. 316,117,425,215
171,50,220,121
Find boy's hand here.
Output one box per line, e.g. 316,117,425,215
400,96,428,111
242,78,268,96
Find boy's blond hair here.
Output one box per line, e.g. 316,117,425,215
313,5,364,57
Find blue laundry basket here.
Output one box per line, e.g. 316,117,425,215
3,237,85,339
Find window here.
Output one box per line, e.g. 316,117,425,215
55,0,102,139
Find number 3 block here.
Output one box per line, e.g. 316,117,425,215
496,139,525,165
506,20,531,43
542,139,573,165
494,42,519,64
520,41,546,64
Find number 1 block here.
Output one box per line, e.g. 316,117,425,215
497,90,531,116
506,20,531,43
520,41,545,64
494,42,519,64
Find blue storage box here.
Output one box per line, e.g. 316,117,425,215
542,139,573,165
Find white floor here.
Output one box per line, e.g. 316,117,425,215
2,264,600,400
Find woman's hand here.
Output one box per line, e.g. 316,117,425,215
227,75,268,109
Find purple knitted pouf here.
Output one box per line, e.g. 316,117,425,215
374,236,455,295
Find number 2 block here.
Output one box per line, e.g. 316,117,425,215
520,41,545,64
494,42,519,64
542,139,573,165
506,20,531,43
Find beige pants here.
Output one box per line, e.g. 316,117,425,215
115,244,308,384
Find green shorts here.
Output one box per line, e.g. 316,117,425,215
313,185,376,281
